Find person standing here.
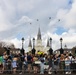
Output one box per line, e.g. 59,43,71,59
40,54,45,74
48,55,53,74
12,56,17,74
27,53,32,73
32,55,39,73
65,55,72,74
0,56,3,73
53,54,59,74
60,54,65,73
3,52,8,73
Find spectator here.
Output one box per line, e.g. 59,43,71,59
48,55,53,74
6,56,12,74
40,54,45,74
27,53,32,72
60,54,65,73
32,55,39,73
12,56,17,74
23,53,27,72
65,55,71,74
53,54,59,74
3,52,8,73
0,56,3,73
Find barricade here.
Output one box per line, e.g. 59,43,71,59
0,60,76,74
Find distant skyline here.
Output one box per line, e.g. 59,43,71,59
0,0,76,52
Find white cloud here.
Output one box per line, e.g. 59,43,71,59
42,30,76,51
17,16,33,25
2,38,21,48
10,38,21,49
0,6,12,31
55,0,76,30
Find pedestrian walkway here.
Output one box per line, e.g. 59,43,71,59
1,70,76,75
0,73,76,75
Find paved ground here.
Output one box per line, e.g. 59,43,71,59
0,74,76,75
1,70,76,75
1,72,76,75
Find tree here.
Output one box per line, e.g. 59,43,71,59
0,41,6,47
0,41,15,48
9,44,15,49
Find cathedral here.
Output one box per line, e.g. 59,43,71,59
28,27,51,54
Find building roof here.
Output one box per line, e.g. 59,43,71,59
54,48,72,52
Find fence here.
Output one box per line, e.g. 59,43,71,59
0,62,76,74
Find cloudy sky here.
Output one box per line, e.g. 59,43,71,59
0,0,76,52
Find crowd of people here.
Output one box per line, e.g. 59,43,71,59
0,51,76,74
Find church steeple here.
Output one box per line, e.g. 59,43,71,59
28,38,32,47
37,27,41,40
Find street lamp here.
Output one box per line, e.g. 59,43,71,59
60,37,64,54
32,38,36,55
33,38,35,48
50,37,52,48
21,37,25,55
22,37,24,49
60,38,63,49
49,37,53,55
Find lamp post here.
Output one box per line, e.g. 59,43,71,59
33,38,35,48
60,38,63,49
21,37,25,55
50,37,52,48
49,37,53,55
60,37,64,54
32,38,36,55
22,37,24,49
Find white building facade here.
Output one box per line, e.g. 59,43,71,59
28,27,50,54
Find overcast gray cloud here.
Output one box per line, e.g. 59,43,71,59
0,0,76,52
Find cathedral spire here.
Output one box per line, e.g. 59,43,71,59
28,38,32,47
37,27,41,40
